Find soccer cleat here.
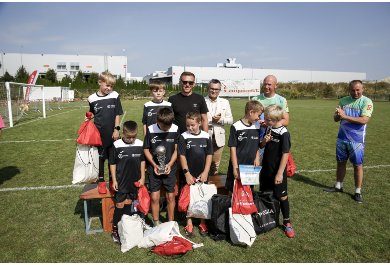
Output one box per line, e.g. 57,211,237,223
198,223,208,237
324,187,343,193
111,228,120,244
284,223,295,238
184,224,194,237
353,193,363,203
98,181,107,194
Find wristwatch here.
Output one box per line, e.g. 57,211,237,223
114,126,120,131
183,169,189,174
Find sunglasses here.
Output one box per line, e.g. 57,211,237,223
181,81,195,85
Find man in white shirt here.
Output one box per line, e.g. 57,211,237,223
204,79,233,175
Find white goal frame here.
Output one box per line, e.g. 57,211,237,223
5,82,46,127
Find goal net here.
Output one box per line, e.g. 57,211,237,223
0,82,46,127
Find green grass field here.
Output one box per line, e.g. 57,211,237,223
0,99,389,262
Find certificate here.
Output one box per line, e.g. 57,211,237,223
239,165,261,185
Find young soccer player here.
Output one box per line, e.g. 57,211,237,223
178,112,213,237
143,107,180,226
109,120,145,243
225,100,263,193
260,104,295,238
142,80,172,135
88,71,123,194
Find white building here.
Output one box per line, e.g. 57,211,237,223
0,52,128,81
147,58,366,85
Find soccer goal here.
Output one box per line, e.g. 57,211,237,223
1,82,46,128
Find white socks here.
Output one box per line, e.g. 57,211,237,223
335,182,343,189
355,188,361,194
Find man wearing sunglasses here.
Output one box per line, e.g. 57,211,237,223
168,71,209,134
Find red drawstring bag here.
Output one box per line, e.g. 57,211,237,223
287,152,296,178
232,179,257,215
151,236,193,256
77,112,102,146
178,177,197,213
134,182,150,215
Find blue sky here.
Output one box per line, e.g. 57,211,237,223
0,2,389,80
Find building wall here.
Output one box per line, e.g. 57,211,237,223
169,66,366,84
0,53,127,80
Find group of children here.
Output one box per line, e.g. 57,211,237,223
88,71,295,244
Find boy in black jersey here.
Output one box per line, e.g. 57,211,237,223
88,71,123,194
144,107,179,226
226,100,263,193
142,80,172,136
109,120,145,243
178,112,213,237
260,104,295,238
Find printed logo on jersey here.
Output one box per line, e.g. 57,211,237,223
94,103,103,112
250,136,259,140
151,136,160,144
193,103,198,108
148,108,155,117
186,140,196,149
107,104,116,109
132,154,141,157
238,132,247,141
166,138,175,142
118,151,128,159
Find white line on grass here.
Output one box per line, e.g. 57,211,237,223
0,164,389,193
0,139,75,144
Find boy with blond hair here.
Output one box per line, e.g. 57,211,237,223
88,71,123,194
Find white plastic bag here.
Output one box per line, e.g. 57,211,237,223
187,183,217,219
118,214,146,253
138,221,181,248
229,208,257,247
72,144,99,184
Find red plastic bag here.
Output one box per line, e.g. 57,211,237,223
151,236,193,256
287,152,296,178
77,112,102,146
232,179,257,215
178,184,190,213
134,182,150,215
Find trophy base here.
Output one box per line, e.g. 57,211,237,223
157,169,165,174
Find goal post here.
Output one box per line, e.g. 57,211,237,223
3,82,46,127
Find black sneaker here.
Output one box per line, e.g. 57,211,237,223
324,187,343,193
112,229,120,244
353,193,363,203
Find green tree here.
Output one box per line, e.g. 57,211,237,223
0,71,14,82
15,65,29,83
45,68,57,84
60,75,73,87
88,72,99,86
72,71,86,89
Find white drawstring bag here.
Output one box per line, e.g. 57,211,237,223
187,182,217,219
72,144,99,184
229,208,257,247
118,214,150,253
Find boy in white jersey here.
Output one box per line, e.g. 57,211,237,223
142,80,172,135
109,121,145,243
324,80,374,203
179,112,213,237
88,71,123,194
226,100,263,193
260,104,295,238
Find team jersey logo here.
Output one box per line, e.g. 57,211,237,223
94,103,103,112
148,108,155,116
238,132,247,141
151,136,159,143
107,104,116,109
118,151,128,159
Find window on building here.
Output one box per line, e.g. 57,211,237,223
57,62,67,71
70,62,80,71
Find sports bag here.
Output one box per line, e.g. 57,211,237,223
287,152,296,177
208,194,231,240
187,182,217,219
151,236,193,256
229,208,257,247
72,144,99,184
231,179,257,215
178,184,191,213
134,182,150,215
76,112,102,146
118,214,149,253
252,191,280,234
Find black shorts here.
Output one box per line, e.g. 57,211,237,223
148,166,176,193
98,145,113,160
259,172,288,198
114,192,137,203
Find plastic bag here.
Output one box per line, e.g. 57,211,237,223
134,181,150,215
231,179,257,215
76,112,102,146
287,152,296,177
72,144,99,184
151,236,193,256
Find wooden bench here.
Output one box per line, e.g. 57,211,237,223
79,175,227,234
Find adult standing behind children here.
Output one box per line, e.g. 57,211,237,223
142,80,172,136
88,71,123,194
252,75,289,139
260,104,295,238
168,71,209,134
204,79,233,175
324,80,374,203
